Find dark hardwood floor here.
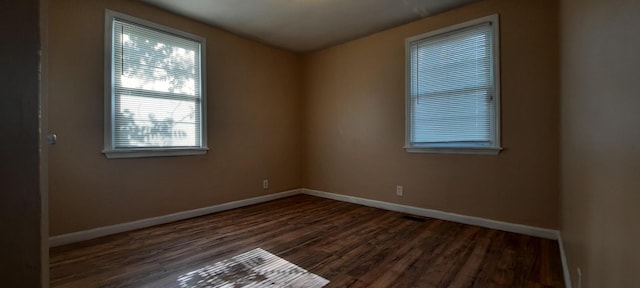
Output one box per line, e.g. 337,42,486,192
50,194,564,287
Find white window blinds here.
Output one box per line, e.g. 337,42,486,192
111,17,204,150
408,20,497,148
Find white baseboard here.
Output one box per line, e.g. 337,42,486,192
557,233,573,288
302,188,572,286
302,188,559,240
49,189,301,247
50,187,570,286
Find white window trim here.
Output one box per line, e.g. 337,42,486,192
103,10,208,159
404,14,502,155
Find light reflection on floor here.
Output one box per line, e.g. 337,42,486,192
177,248,330,288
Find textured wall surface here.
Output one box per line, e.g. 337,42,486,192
303,0,560,228
48,0,303,235
560,0,640,286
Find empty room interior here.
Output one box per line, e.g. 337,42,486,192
3,0,640,287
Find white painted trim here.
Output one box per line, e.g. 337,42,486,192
557,233,573,288
49,189,301,247
302,188,559,240
404,146,502,155
405,14,502,155
308,188,573,287
103,9,208,159
50,187,572,286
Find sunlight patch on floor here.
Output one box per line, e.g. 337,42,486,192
177,248,329,288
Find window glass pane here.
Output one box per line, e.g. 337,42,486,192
413,31,491,95
115,22,200,96
412,90,491,143
115,95,199,147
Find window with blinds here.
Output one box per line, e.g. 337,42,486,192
104,10,207,158
405,15,501,155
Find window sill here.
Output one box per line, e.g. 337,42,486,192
404,146,502,155
103,147,209,159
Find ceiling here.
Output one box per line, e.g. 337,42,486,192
141,0,481,53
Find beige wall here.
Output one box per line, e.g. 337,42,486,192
303,0,560,228
49,0,562,236
560,0,640,287
48,0,303,235
0,1,44,286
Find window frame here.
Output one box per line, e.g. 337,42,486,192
404,14,502,155
103,10,208,159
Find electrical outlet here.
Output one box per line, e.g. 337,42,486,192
577,268,582,288
396,185,403,196
263,179,269,190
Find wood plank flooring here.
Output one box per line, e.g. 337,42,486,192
50,194,564,287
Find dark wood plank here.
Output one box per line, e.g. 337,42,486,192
50,194,564,287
